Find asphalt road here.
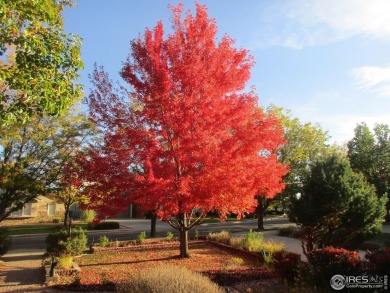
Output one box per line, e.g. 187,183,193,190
9,217,294,251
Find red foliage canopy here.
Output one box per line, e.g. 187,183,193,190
79,4,287,222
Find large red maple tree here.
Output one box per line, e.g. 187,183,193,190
80,3,287,257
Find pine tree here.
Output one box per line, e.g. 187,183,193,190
289,154,387,256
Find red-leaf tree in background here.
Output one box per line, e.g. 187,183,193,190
80,3,288,257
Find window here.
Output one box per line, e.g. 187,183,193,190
48,203,56,216
23,203,32,216
11,209,22,216
11,203,32,216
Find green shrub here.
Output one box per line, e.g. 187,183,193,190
166,231,174,240
0,228,11,255
207,230,231,244
289,154,387,253
88,221,120,230
99,236,109,247
45,229,68,257
117,265,223,293
68,227,88,255
136,231,147,244
262,251,273,268
194,229,199,240
80,210,96,223
45,227,87,257
51,217,62,223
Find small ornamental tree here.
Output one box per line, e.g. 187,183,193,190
55,161,86,230
80,4,287,258
289,154,387,256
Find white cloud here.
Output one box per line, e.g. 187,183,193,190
320,114,390,144
254,0,390,49
350,65,390,96
295,109,390,144
280,88,390,144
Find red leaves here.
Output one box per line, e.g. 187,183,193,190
61,242,261,286
81,4,288,221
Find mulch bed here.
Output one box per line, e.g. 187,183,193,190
50,239,283,292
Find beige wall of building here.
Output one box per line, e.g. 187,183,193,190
9,195,65,219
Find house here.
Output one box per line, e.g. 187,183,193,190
9,196,144,221
9,195,65,219
68,202,145,219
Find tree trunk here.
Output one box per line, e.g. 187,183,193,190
150,212,157,238
63,205,70,230
179,228,190,258
257,204,265,230
0,209,7,223
179,212,190,258
256,195,271,231
301,227,315,257
167,212,203,258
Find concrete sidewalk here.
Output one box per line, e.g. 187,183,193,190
0,249,49,293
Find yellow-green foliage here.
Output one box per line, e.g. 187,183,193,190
166,231,174,240
117,265,223,293
99,235,109,247
80,210,96,223
229,230,284,254
207,230,231,244
260,240,284,254
228,257,244,267
262,251,273,268
136,231,147,244
57,255,73,270
236,230,264,252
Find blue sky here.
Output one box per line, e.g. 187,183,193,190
63,0,390,144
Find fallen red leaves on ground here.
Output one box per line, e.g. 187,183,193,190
52,241,277,290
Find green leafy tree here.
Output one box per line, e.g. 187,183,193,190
0,107,93,222
289,154,387,256
255,105,332,230
0,0,83,125
348,122,390,220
